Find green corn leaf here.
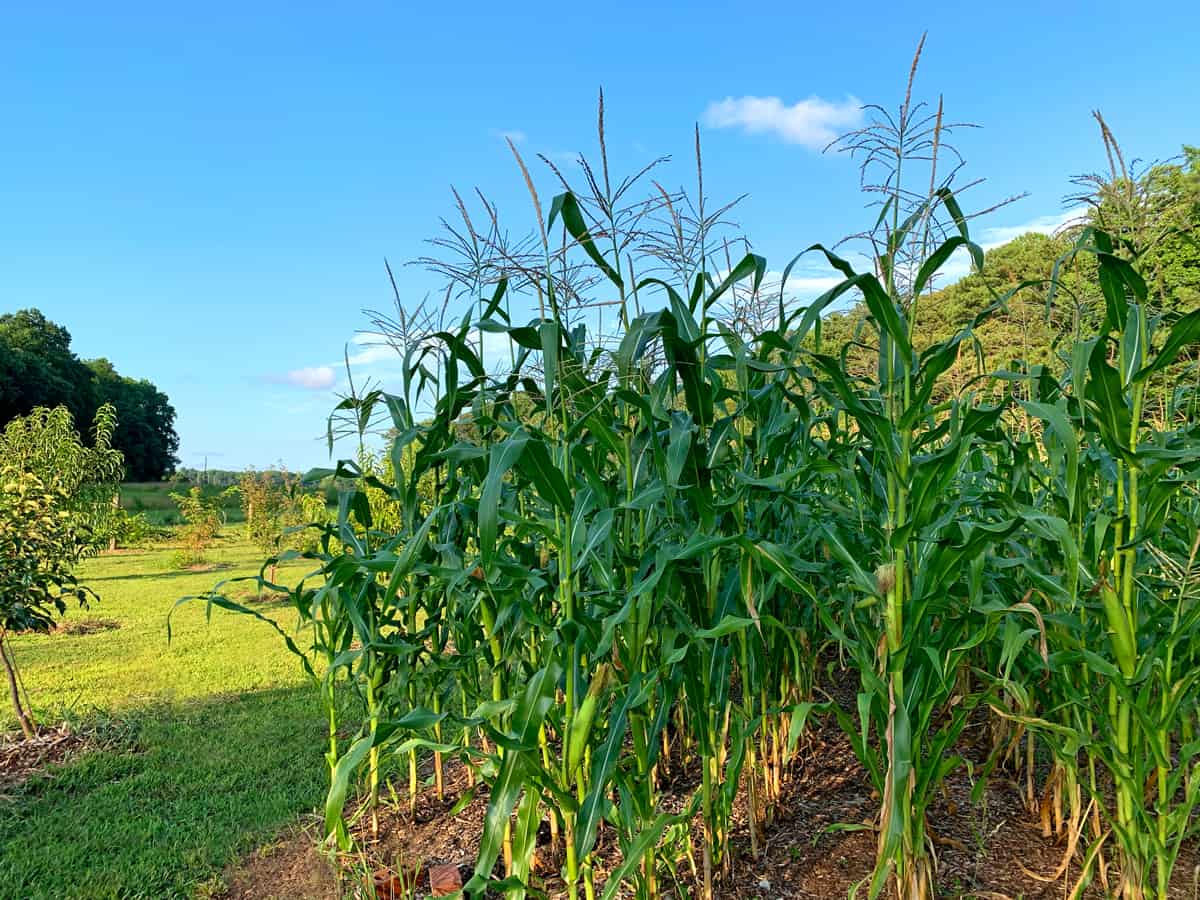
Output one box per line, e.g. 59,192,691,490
1133,307,1200,383
599,800,699,900
575,674,642,861
478,433,530,569
467,658,561,895
744,539,819,598
912,236,983,298
1020,400,1079,515
1121,303,1146,387
1085,339,1135,460
549,191,624,288
709,252,767,307
509,787,542,900
324,734,374,845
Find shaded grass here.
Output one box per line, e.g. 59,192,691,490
0,689,326,899
0,540,327,899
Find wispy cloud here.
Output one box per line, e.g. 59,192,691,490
702,95,863,150
492,129,527,144
541,149,582,169
271,366,337,390
978,209,1084,250
934,207,1085,284
344,334,401,368
766,266,871,302
705,254,873,322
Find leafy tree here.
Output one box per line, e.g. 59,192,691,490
1074,136,1200,314
0,310,95,428
820,144,1198,402
237,470,311,583
0,310,179,481
169,486,224,568
88,358,179,481
1137,147,1200,311
0,405,123,738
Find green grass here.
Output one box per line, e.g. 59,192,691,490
120,481,243,526
0,534,326,899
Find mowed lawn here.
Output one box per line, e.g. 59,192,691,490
0,535,327,899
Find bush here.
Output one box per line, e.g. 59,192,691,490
169,486,224,568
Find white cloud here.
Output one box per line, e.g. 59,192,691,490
702,95,863,150
934,207,1086,285
279,366,337,390
761,270,862,301
492,129,527,144
345,341,399,367
757,249,874,298
978,209,1084,250
781,275,846,295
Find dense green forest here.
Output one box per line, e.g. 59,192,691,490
0,309,180,480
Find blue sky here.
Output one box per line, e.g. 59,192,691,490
2,2,1197,471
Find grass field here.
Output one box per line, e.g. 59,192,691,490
119,482,244,527
0,533,326,900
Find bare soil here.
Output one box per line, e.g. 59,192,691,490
53,617,122,636
216,708,1199,899
218,823,338,900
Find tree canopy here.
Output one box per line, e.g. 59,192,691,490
818,146,1199,394
0,404,124,738
0,310,179,480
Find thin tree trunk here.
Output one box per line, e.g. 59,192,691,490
1,633,35,740
108,490,120,552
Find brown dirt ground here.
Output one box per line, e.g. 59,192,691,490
215,708,1200,900
218,822,339,900
53,617,122,636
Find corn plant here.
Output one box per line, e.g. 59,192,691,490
177,82,1200,900
1011,228,1200,899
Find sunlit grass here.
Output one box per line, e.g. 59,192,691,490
0,535,326,899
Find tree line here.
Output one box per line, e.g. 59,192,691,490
822,145,1199,397
0,309,179,481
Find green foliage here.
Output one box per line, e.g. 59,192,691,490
0,309,179,480
0,470,93,634
181,101,1199,900
1081,141,1200,314
107,508,156,548
0,310,96,430
237,469,326,569
169,485,226,568
121,479,243,527
86,357,180,481
0,404,124,737
823,143,1198,411
173,467,244,488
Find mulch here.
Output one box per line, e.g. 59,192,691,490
0,724,94,798
53,617,121,636
215,708,1200,899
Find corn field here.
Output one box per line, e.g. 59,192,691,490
181,77,1200,900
